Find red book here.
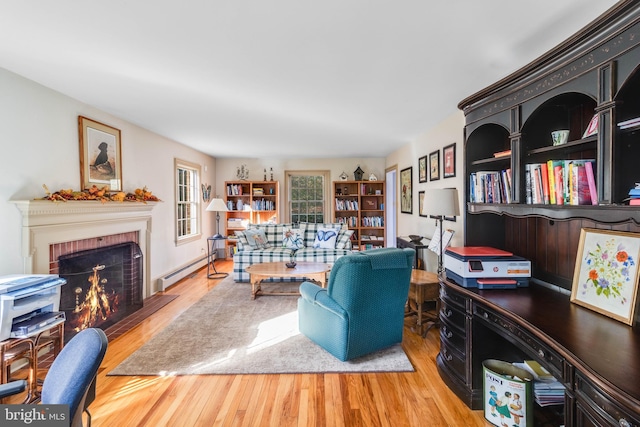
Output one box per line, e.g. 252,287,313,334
630,198,640,206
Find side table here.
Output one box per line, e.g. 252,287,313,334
405,269,440,337
207,236,228,279
0,320,64,403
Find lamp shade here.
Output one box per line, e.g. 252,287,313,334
206,198,228,212
423,188,460,217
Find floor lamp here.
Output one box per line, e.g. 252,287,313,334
423,188,460,276
206,198,229,239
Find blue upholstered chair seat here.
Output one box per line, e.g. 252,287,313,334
298,247,415,361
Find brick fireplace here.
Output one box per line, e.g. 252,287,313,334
12,200,156,300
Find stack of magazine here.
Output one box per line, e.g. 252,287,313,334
514,360,565,407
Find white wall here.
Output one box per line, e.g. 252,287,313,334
0,66,466,286
385,111,465,270
0,68,217,289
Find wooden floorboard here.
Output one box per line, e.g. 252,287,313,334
84,260,488,426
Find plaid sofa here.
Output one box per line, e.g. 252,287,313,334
232,222,352,282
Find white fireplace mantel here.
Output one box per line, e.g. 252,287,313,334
12,200,157,297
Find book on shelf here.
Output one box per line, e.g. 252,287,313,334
585,161,597,205
618,117,640,130
469,170,510,204
493,149,511,158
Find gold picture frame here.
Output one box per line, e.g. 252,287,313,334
571,228,640,325
78,116,122,191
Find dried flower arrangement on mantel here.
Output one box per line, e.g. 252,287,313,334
41,184,161,203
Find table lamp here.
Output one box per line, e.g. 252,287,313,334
423,188,460,276
206,198,229,239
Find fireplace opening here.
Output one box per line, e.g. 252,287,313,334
58,242,143,343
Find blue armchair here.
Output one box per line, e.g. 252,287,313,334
298,247,415,361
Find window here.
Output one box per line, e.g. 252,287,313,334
286,171,329,224
175,159,202,244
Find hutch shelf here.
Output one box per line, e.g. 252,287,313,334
440,2,640,426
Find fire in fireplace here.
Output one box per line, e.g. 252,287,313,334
58,242,143,343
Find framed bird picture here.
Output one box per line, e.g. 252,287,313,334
78,116,123,191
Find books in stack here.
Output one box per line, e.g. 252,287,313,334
514,360,565,407
628,183,640,206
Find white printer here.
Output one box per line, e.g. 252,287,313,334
444,246,531,289
0,274,66,341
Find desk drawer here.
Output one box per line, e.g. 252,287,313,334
474,304,565,380
575,373,640,427
440,340,466,383
440,320,465,351
440,301,466,331
440,284,467,311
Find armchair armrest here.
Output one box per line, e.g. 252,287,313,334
0,379,27,399
299,281,347,320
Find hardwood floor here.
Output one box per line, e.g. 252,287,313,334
89,260,487,426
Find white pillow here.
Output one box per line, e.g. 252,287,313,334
313,227,338,249
245,229,271,250
282,227,305,249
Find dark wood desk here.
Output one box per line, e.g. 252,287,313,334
437,279,640,426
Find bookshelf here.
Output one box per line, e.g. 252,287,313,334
332,180,385,250
225,180,279,256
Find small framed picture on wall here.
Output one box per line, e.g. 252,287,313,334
429,150,440,181
443,143,456,178
418,155,427,183
400,166,413,214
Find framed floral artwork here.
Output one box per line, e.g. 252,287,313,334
570,228,640,325
78,116,122,191
443,143,456,178
429,150,440,181
400,166,412,214
418,155,427,183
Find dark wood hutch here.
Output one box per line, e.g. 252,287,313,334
437,2,640,426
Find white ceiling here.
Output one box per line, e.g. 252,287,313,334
0,1,621,159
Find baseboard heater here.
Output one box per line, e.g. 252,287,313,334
157,255,207,291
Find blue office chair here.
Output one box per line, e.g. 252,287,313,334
0,328,108,427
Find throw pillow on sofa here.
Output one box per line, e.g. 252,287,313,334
313,227,339,249
282,226,305,249
335,229,354,249
245,229,271,249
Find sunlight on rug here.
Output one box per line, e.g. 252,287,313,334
108,276,414,376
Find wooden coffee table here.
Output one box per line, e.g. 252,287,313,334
245,261,331,300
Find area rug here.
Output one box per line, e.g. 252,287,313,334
108,276,414,376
